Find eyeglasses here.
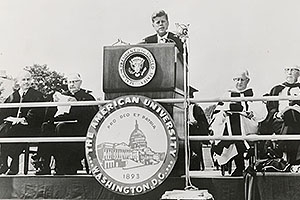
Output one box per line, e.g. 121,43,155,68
68,80,81,84
284,68,299,72
233,78,247,82
21,78,32,81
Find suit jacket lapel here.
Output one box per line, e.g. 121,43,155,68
22,88,33,102
154,34,158,43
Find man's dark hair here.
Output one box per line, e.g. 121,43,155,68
151,10,168,22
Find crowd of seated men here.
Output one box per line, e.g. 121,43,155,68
0,70,98,175
209,65,300,176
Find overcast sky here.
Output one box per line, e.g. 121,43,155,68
1,0,300,104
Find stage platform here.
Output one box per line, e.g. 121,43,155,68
1,171,300,199
3,147,299,200
0,171,243,200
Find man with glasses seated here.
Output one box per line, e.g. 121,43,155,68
34,73,98,175
211,69,267,176
260,65,300,165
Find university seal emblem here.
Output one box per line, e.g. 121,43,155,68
118,47,156,87
86,95,178,195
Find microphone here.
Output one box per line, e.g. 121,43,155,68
175,23,190,38
111,38,130,46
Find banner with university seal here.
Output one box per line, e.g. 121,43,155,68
85,95,178,195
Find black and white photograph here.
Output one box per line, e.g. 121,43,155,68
0,0,300,199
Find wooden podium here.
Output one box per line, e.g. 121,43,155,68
103,43,185,135
102,44,186,175
103,43,184,99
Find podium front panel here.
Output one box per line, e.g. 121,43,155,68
103,44,183,94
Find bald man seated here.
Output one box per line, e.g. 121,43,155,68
34,73,99,175
0,70,45,175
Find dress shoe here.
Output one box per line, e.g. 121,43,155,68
231,169,243,177
31,153,39,161
6,169,18,175
35,167,51,175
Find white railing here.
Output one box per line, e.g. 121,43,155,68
1,95,298,108
0,135,298,144
0,95,299,143
190,135,300,141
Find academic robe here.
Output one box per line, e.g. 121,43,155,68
261,82,300,164
211,88,267,165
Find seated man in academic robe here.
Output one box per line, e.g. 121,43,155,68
260,65,300,165
211,69,267,176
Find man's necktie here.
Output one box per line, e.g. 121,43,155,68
159,38,166,43
16,91,25,118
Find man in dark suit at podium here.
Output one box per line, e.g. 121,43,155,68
142,10,184,55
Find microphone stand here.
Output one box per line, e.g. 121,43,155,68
175,23,195,190
160,24,214,200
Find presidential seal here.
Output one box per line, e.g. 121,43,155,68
118,47,156,87
86,95,178,195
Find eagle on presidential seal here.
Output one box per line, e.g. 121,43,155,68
128,56,147,78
